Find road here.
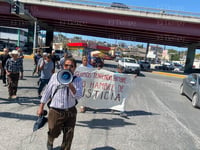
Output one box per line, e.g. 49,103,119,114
0,58,199,150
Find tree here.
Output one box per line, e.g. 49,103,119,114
136,44,143,48
168,49,180,61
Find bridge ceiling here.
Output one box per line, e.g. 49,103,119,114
1,2,200,48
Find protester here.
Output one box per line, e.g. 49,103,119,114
37,58,83,150
97,62,103,70
17,48,24,79
51,50,60,71
59,52,70,70
112,66,127,117
38,54,54,98
32,48,42,76
0,48,11,86
77,56,93,113
37,52,48,77
4,50,23,99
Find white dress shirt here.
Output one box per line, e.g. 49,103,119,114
40,72,83,109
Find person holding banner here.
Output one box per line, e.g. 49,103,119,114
78,56,93,113
37,58,83,150
113,65,128,117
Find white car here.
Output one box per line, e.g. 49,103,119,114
118,57,140,75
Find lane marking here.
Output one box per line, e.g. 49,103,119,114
150,90,200,148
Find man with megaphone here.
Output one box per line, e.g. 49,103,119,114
37,58,83,150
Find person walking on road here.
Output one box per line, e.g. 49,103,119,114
37,58,83,150
32,48,42,76
0,48,11,86
17,48,24,79
59,52,71,70
4,50,23,99
77,56,93,113
38,54,54,98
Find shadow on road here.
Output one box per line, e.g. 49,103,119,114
0,97,40,105
92,146,116,150
0,112,37,121
77,118,135,129
126,110,159,117
18,86,38,90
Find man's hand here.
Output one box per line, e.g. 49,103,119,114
37,103,45,116
68,83,76,95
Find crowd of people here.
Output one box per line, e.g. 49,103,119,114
0,48,130,150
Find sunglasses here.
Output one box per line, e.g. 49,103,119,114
64,64,74,68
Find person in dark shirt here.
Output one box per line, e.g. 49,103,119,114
0,48,11,86
17,48,24,79
51,50,60,71
32,48,42,76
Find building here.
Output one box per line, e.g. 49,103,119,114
0,26,28,50
147,45,163,62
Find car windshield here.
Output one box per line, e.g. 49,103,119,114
55,50,63,54
140,61,149,64
124,58,136,63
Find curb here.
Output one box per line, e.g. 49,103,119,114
24,54,33,59
152,71,186,78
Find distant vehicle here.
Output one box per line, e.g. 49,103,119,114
102,55,114,60
115,56,121,62
155,62,174,71
90,56,104,67
111,2,129,9
118,57,140,75
139,60,151,71
180,73,200,108
54,50,64,59
173,62,184,72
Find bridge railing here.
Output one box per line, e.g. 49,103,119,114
38,0,200,18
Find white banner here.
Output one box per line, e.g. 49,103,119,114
75,67,134,111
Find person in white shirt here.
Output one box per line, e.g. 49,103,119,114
37,58,83,150
77,56,93,113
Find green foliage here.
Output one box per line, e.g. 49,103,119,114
195,54,200,60
136,44,143,48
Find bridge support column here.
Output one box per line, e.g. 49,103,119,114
145,43,149,61
45,30,53,53
27,25,34,54
184,45,196,73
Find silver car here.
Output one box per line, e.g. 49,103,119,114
180,73,200,108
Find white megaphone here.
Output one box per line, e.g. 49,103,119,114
57,69,73,85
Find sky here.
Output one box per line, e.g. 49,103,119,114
59,0,200,51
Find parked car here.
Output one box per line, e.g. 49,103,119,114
173,62,184,72
115,56,121,62
155,62,174,71
139,60,151,71
180,73,200,108
118,57,140,75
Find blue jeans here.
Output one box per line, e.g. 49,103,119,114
38,78,50,96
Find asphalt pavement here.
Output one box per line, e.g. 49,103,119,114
0,58,137,150
0,58,190,150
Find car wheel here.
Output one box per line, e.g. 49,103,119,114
192,94,199,108
180,84,184,95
